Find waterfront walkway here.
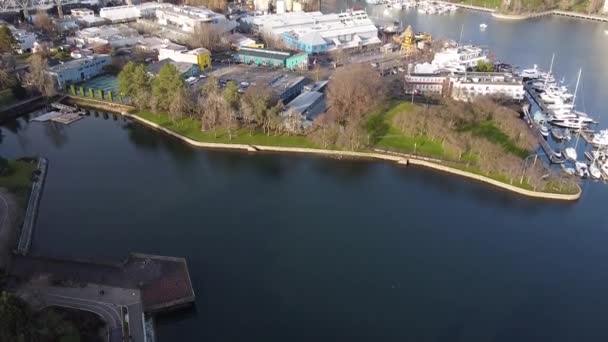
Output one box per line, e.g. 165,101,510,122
435,1,608,22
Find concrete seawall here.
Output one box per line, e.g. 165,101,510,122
17,157,48,255
126,113,581,201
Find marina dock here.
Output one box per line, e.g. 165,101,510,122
523,82,565,164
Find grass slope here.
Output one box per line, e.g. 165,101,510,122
136,111,317,148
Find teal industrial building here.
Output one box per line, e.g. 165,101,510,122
234,47,308,70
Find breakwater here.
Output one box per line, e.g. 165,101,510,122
16,157,48,255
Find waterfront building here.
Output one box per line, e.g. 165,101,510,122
146,59,201,78
451,72,524,101
155,5,237,33
404,71,524,101
47,54,111,88
243,10,381,53
234,47,308,70
404,73,452,97
158,46,211,70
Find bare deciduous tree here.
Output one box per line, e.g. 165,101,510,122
189,24,228,52
25,53,56,97
33,10,55,33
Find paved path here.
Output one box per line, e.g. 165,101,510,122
20,284,146,342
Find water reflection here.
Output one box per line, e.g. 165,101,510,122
43,122,69,149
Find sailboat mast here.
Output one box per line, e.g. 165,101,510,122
458,24,464,46
572,68,582,108
543,53,555,90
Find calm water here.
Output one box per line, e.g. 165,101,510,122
2,10,608,342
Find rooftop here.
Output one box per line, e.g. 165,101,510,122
236,47,293,60
147,59,197,75
48,54,110,73
137,37,185,51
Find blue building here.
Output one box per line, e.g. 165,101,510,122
48,54,111,88
282,31,328,54
234,47,308,71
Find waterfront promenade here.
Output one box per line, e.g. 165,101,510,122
435,1,608,22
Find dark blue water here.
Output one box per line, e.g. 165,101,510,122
2,9,608,342
2,110,608,341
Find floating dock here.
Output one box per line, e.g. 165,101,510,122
523,83,566,164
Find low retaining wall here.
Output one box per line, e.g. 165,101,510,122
64,96,136,113
407,159,581,201
128,114,581,201
17,158,48,255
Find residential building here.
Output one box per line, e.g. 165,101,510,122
243,10,381,53
451,72,524,101
146,59,201,78
155,5,237,33
48,54,111,88
234,47,308,70
404,73,452,97
158,46,211,70
404,72,524,101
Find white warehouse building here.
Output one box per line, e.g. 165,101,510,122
243,10,380,53
48,54,112,88
155,5,237,33
99,2,172,22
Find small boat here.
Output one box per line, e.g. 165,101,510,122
564,147,578,161
589,162,602,179
575,162,589,178
552,128,566,141
562,164,576,176
539,124,550,137
590,129,608,147
479,23,487,30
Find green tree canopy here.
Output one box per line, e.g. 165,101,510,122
0,25,18,53
118,62,150,98
151,63,184,112
476,60,495,72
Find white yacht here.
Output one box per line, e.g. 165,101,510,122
479,23,488,30
551,118,589,129
590,130,608,147
521,65,540,79
575,161,589,178
565,147,578,160
589,162,602,179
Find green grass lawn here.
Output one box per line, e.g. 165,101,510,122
377,127,447,158
0,159,36,206
458,120,529,158
453,0,501,9
136,111,318,148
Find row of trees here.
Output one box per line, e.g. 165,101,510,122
118,61,289,139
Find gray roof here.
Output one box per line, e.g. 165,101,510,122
146,59,196,75
236,47,292,61
286,91,324,117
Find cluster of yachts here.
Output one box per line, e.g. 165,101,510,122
522,63,608,180
368,0,458,13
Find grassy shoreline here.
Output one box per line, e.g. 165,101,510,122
127,109,579,197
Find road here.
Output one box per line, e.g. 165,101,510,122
21,285,146,342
